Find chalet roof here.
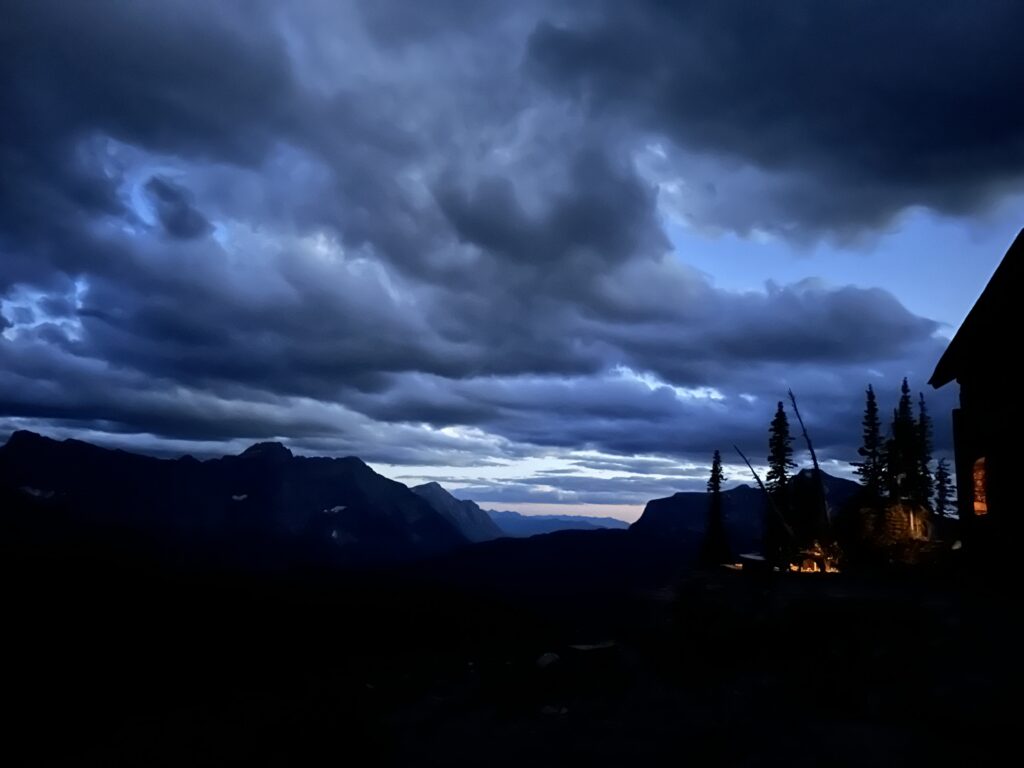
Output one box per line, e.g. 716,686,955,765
930,228,1024,389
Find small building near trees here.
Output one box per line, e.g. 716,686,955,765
929,229,1022,557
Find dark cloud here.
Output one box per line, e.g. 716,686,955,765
145,177,213,239
456,473,709,506
437,148,667,268
567,456,697,475
0,0,973,504
0,0,297,291
528,0,1024,236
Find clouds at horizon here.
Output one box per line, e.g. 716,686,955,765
1,0,1019,506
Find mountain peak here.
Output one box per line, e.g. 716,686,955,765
412,482,503,542
0,433,466,563
240,442,293,460
4,430,53,449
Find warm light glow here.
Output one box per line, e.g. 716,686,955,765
787,541,840,573
973,457,988,515
788,560,840,573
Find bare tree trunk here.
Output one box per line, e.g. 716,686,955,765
787,389,832,533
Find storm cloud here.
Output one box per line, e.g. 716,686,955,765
529,0,1024,237
0,1,1005,506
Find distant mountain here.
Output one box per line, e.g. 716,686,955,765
487,509,630,538
630,484,764,555
0,431,466,565
411,482,504,542
803,469,861,509
630,469,861,555
0,430,864,574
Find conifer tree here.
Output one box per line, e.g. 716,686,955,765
886,378,918,499
699,450,732,567
707,449,725,496
916,392,934,509
765,402,796,566
934,458,954,518
852,384,884,497
766,401,796,496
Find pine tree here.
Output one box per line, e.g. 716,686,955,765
886,378,918,499
700,450,732,567
766,401,796,495
765,402,796,567
708,449,725,496
852,384,884,497
934,458,954,518
916,392,934,509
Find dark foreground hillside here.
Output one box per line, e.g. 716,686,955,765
3,504,1014,767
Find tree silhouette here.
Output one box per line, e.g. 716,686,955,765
765,401,796,566
766,401,796,495
708,449,725,495
915,392,934,510
699,449,732,567
886,378,918,500
934,458,954,518
852,384,884,497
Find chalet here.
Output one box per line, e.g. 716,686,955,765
929,229,1022,557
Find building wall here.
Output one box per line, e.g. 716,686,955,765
953,379,1016,557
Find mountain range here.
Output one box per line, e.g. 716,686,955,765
0,431,464,565
411,482,628,540
0,431,861,570
486,509,629,537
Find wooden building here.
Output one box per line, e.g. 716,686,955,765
929,229,1022,556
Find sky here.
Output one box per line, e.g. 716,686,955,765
2,1,1022,521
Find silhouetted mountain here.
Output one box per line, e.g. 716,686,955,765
631,484,763,555
411,482,504,542
630,470,861,554
487,509,630,537
794,468,861,510
0,431,466,565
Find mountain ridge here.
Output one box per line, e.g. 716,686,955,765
0,430,466,565
485,508,630,537
411,481,504,542
630,468,861,554
1,431,863,569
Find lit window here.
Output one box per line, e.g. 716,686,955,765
973,458,988,515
